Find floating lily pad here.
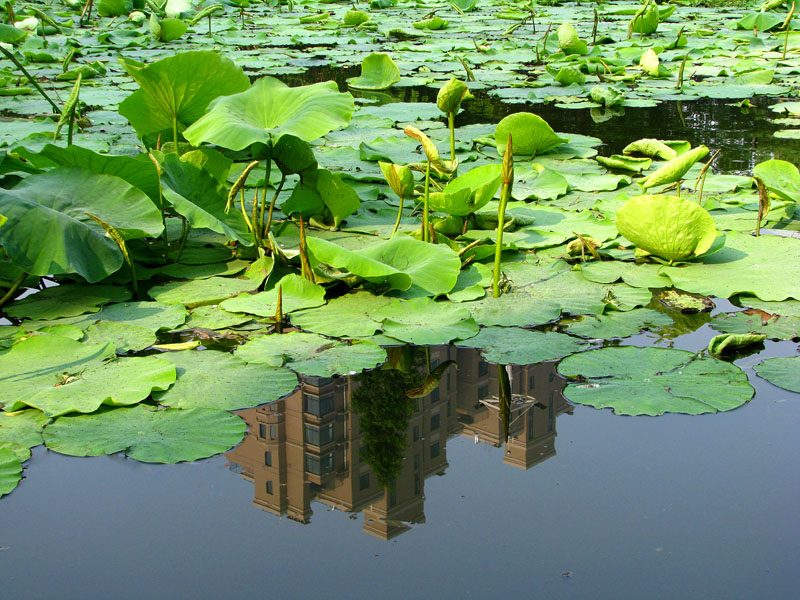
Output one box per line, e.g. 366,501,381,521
24,356,176,417
220,274,326,317
236,331,386,377
0,447,22,498
657,289,715,313
149,276,264,308
558,346,754,416
661,232,800,301
183,305,252,330
736,296,800,318
0,441,30,463
0,409,48,449
580,261,671,288
153,350,298,410
710,311,800,340
82,321,157,353
347,53,401,90
0,336,116,412
43,404,246,464
456,326,587,364
4,284,131,320
707,333,766,356
564,308,673,339
371,297,479,345
290,292,392,338
754,356,800,393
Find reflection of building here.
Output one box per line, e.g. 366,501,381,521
226,346,571,539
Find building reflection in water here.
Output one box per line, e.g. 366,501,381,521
226,345,572,540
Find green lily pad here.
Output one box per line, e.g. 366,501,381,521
0,441,30,463
370,297,480,345
736,296,800,318
0,336,116,412
456,326,587,364
661,232,800,301
4,284,131,320
153,350,298,410
290,292,392,338
558,346,754,416
0,447,22,498
707,333,766,356
70,301,188,332
236,331,386,377
656,289,715,313
710,311,800,340
183,305,252,330
495,112,568,156
24,356,176,417
149,276,264,309
43,404,246,464
564,308,673,339
347,53,401,90
754,356,800,393
82,321,157,353
0,409,48,449
220,274,326,317
580,260,671,288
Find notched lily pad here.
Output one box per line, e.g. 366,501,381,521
754,356,800,393
710,311,800,340
43,405,246,464
0,447,22,498
4,284,131,320
558,346,754,416
456,326,587,364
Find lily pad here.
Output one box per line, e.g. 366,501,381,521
220,274,326,317
707,333,766,356
580,261,671,288
657,289,715,313
24,356,176,417
183,305,252,330
754,356,800,393
290,292,392,338
558,346,754,416
736,296,800,318
456,326,587,364
347,53,401,90
370,297,480,345
710,311,800,340
43,405,246,464
4,284,131,320
494,112,568,157
0,447,22,498
564,308,673,339
0,409,48,449
149,276,264,309
236,331,387,377
153,350,298,410
82,321,157,353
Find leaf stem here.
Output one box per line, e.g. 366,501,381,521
0,273,28,310
0,46,60,113
422,160,431,242
390,194,404,238
493,133,513,298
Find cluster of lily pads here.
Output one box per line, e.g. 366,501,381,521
1,1,799,500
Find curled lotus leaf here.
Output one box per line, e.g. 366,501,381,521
615,194,719,262
640,146,709,189
494,113,568,157
557,23,588,55
437,77,472,114
347,53,401,91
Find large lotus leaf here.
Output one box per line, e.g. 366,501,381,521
0,168,164,282
370,297,480,345
709,311,800,340
160,154,253,245
596,155,650,172
283,168,361,228
430,164,502,216
4,284,131,320
754,356,800,393
494,113,568,157
437,77,472,114
68,301,188,332
0,336,116,411
153,350,297,410
447,263,491,303
82,321,158,353
184,77,355,151
236,331,386,377
220,274,326,317
640,146,710,189
24,356,176,417
0,409,48,449
580,261,671,288
149,276,265,309
456,326,586,364
557,23,588,55
347,53,401,90
735,11,783,31
558,346,754,416
753,159,800,203
290,292,393,338
29,144,160,204
118,51,250,139
622,139,677,160
661,232,800,301
616,195,718,262
0,447,22,498
466,292,563,327
307,235,460,295
736,296,800,318
43,404,246,463
564,308,674,339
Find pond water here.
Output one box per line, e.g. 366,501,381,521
2,86,800,598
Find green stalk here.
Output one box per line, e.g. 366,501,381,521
422,160,431,242
171,114,179,152
264,174,286,239
0,47,60,113
0,273,28,310
783,2,795,61
175,217,189,263
390,194,405,238
148,153,170,261
448,111,456,164
492,133,513,298
86,214,139,299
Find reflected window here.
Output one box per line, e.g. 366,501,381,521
478,384,489,399
304,392,334,416
549,372,555,382
529,375,535,389
413,426,419,441
414,474,421,495
431,413,440,431
359,472,370,491
305,452,334,475
269,424,277,440
389,489,397,507
259,423,267,438
430,442,440,459
447,400,451,417
414,454,420,470
527,411,534,440
264,451,272,467
304,423,334,447
478,361,489,377
431,387,439,403
266,481,273,495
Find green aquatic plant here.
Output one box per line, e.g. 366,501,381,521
437,77,472,164
494,113,567,157
492,134,513,298
346,52,401,90
379,161,415,237
404,125,440,242
640,145,710,190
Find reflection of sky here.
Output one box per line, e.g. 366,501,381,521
2,339,799,599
